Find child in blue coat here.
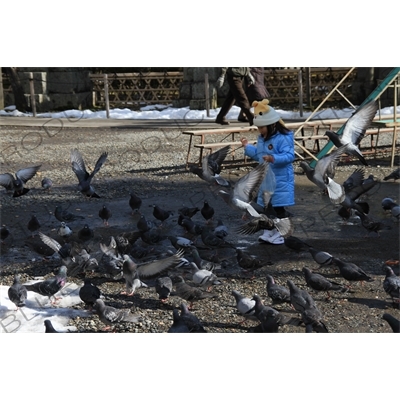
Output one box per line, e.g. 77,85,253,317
240,99,295,244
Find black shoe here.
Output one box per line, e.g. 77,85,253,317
215,117,230,125
237,117,249,123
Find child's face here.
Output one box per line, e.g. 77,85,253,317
257,126,268,137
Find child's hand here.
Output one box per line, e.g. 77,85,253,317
240,137,248,147
263,155,274,163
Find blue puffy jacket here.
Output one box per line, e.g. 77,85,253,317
244,131,295,207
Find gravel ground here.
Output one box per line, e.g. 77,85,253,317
0,124,399,333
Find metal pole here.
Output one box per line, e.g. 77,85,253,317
0,67,4,110
306,67,311,108
390,77,398,168
29,72,37,117
104,73,110,119
298,69,303,117
205,72,210,117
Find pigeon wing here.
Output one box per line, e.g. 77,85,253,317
0,173,15,190
70,149,88,177
16,165,41,183
90,151,108,178
38,232,62,253
136,249,185,279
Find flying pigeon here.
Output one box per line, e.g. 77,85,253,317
38,232,76,265
121,249,185,295
99,205,112,226
190,145,231,187
218,162,269,218
382,266,400,305
171,275,217,309
0,165,41,197
302,267,347,299
354,211,384,236
231,290,258,324
236,212,293,237
93,298,143,331
54,205,85,222
129,191,142,214
79,278,102,309
324,100,378,166
383,168,400,181
8,274,28,311
382,313,400,333
266,275,291,305
155,276,173,303
70,148,108,198
41,177,53,190
23,265,68,304
331,257,374,286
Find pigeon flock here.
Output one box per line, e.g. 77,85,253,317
0,101,399,333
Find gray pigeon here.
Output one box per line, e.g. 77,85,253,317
99,205,112,226
155,276,173,303
324,100,378,166
23,265,68,304
54,205,85,222
57,222,73,239
171,275,217,309
332,257,374,286
302,305,329,333
287,279,317,313
8,274,28,310
0,165,41,197
121,249,184,295
41,177,53,190
231,290,257,324
201,227,236,250
382,266,400,305
381,198,400,220
383,168,400,181
70,148,108,198
302,267,347,299
354,211,384,236
382,313,400,333
93,298,143,331
188,262,223,290
79,278,102,309
266,275,291,305
44,319,59,333
236,248,263,274
213,219,229,238
27,215,41,237
308,247,333,267
178,302,207,332
191,248,222,272
167,308,190,333
190,145,231,187
236,213,293,237
218,161,269,217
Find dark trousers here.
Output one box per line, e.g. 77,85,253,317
217,74,253,124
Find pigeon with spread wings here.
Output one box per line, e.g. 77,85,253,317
0,165,41,197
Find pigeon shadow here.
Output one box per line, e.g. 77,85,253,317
346,297,389,310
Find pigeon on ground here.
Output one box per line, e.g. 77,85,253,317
192,145,231,187
383,168,400,181
121,249,185,295
93,298,142,331
382,266,400,305
57,222,73,239
1,225,10,243
129,192,142,214
302,267,347,299
308,247,333,267
299,143,351,191
354,211,385,236
151,204,173,224
188,262,223,291
266,275,291,305
200,200,215,224
155,276,173,303
231,290,257,324
27,215,41,237
168,235,195,252
179,215,204,237
218,161,269,218
23,265,68,304
287,279,317,313
213,219,229,238
41,177,53,190
252,294,303,333
331,257,374,286
382,313,400,332
79,278,102,309
178,303,207,332
67,248,99,277
8,274,28,310
171,275,217,309
236,248,264,274
302,304,329,333
201,227,236,250
0,165,41,197
178,206,200,219
99,205,112,226
44,320,59,333
54,205,85,222
324,100,378,166
136,213,155,232
78,224,94,242
167,308,190,333
284,236,311,254
70,148,108,198
381,198,400,220
191,248,222,272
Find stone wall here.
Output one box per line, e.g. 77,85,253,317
5,67,92,112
